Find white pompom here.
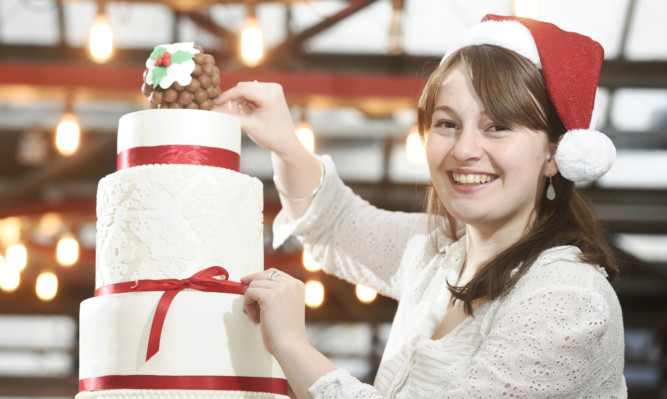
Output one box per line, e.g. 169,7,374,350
554,129,616,183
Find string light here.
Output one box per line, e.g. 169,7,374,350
56,233,79,267
304,280,325,308
405,127,426,164
6,243,27,272
0,217,22,247
89,2,113,63
302,249,321,272
55,96,80,157
355,284,378,304
0,255,20,292
36,272,58,301
240,4,264,67
37,212,64,239
296,107,315,153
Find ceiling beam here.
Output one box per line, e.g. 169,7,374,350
0,62,428,102
1,48,665,89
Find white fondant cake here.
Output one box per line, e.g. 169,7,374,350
77,109,288,399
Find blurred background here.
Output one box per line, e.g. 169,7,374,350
0,0,665,397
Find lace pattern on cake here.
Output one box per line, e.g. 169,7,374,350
96,164,263,287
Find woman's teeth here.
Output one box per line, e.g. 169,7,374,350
452,172,495,185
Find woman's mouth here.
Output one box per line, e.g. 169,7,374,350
450,172,497,185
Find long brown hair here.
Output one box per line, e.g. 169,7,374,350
418,45,618,315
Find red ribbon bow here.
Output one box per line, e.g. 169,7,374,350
95,266,245,361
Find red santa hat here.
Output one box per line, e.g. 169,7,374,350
441,14,616,183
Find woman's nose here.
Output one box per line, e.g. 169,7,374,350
451,127,483,162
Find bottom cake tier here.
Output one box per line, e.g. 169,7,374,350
78,290,288,399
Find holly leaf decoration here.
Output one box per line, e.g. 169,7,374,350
149,46,167,60
171,50,195,64
151,67,168,89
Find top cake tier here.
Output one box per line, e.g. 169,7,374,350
117,109,241,171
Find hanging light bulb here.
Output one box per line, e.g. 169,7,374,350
0,216,22,247
6,243,27,272
296,107,315,153
56,233,79,267
355,284,378,304
36,272,58,301
304,280,325,308
240,4,264,67
405,127,426,164
0,255,20,292
89,2,113,63
514,0,539,19
387,0,405,55
55,97,80,157
302,249,321,272
37,212,64,239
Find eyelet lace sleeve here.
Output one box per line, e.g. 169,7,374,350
272,155,435,300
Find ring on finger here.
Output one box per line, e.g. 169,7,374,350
268,270,279,281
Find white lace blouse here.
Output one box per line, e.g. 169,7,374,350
273,156,627,399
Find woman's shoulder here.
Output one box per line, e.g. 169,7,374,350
509,245,619,304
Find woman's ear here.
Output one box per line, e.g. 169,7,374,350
545,134,563,177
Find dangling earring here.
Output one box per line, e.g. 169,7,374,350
546,177,556,201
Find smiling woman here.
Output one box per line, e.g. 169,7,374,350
417,44,616,316
218,13,627,399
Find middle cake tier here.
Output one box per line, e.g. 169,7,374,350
95,163,263,288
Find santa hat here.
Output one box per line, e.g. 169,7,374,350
441,14,615,183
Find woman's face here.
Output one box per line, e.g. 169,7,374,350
426,65,557,236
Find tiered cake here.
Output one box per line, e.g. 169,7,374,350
77,43,288,399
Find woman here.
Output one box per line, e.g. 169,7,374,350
216,14,626,399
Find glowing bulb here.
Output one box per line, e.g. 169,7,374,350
6,243,27,272
0,256,20,292
55,113,80,156
0,217,22,246
302,250,321,272
296,121,315,153
514,0,539,19
56,234,79,267
304,280,325,308
355,284,378,304
89,13,113,63
240,17,264,67
38,212,64,238
405,129,426,164
36,272,58,301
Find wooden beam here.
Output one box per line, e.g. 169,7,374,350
0,62,428,101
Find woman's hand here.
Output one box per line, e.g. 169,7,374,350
214,82,302,158
215,81,323,220
241,268,309,358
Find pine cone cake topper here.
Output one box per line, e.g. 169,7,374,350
141,42,221,110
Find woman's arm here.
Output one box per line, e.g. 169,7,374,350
215,82,322,219
242,269,388,399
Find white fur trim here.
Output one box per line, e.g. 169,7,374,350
441,20,541,67
590,88,603,129
555,129,616,182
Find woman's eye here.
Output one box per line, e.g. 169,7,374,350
488,124,510,132
434,120,458,129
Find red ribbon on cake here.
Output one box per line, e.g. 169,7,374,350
95,266,245,361
117,145,240,171
79,375,288,395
